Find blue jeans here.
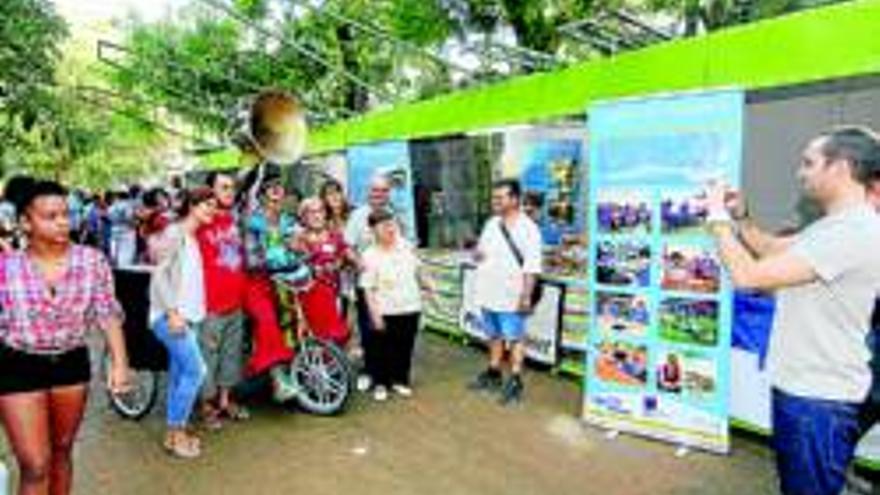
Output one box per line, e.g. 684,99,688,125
772,388,862,495
152,317,207,428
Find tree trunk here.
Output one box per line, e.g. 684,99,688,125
335,24,369,112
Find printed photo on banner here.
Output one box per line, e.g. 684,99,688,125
596,292,650,337
661,243,721,294
596,240,651,287
657,348,718,403
594,340,648,387
658,297,719,347
660,192,708,235
596,190,652,235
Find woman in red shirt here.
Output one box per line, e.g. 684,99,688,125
0,179,130,495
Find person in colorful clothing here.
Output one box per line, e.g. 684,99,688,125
0,179,130,495
242,171,302,402
196,172,249,428
293,197,356,348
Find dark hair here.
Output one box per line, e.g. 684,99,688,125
177,186,215,217
142,187,169,209
15,179,67,216
523,190,544,208
205,170,235,188
493,178,522,200
818,126,880,184
368,208,394,228
3,175,36,214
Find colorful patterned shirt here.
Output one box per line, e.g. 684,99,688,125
0,245,123,355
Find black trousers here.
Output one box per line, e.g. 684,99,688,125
371,312,420,387
355,289,376,378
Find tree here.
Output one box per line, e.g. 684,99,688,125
0,0,68,176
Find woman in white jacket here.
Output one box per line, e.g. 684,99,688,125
149,187,216,459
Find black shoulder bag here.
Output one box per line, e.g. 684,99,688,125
498,221,543,310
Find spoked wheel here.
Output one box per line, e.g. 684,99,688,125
104,351,159,421
290,337,353,416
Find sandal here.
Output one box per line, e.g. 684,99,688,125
222,403,251,421
163,433,201,459
200,406,224,431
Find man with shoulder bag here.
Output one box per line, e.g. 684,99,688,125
468,179,543,405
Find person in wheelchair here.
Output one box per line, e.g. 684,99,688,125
242,170,304,403
292,197,357,348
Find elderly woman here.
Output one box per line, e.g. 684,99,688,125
293,197,356,347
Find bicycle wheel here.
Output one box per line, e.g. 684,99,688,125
104,351,159,421
290,338,353,416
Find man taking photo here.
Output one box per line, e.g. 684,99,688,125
704,127,880,495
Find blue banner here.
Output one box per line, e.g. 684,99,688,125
583,89,744,453
346,141,417,243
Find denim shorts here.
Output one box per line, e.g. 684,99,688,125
481,309,527,342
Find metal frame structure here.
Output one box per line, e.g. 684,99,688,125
558,9,675,56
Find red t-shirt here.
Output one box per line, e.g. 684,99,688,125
197,211,246,314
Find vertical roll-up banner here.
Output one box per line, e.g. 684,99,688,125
584,89,745,453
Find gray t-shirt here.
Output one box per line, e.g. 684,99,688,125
768,204,880,402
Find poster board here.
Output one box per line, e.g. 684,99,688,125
459,264,564,366
583,89,744,453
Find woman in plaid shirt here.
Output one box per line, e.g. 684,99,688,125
0,180,130,495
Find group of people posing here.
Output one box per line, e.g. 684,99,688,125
1,163,492,494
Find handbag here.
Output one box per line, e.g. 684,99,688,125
498,220,543,310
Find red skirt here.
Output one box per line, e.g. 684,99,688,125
299,281,349,348
244,274,294,376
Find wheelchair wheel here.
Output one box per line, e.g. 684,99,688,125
104,351,159,421
290,337,353,416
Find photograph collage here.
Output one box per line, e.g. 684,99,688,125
592,188,721,405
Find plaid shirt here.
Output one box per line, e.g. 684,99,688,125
0,245,123,355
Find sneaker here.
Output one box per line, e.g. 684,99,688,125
392,384,413,398
271,366,299,403
467,369,502,392
356,374,373,392
272,374,299,403
499,375,524,406
373,385,389,402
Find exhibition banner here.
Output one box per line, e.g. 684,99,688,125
583,89,744,453
346,141,417,243
498,128,588,277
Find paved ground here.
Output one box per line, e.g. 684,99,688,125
2,332,783,495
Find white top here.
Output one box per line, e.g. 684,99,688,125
178,234,206,323
767,204,880,402
148,232,206,325
360,240,422,316
474,214,542,312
